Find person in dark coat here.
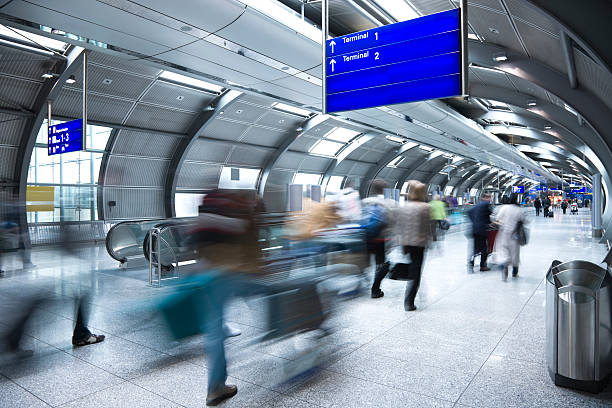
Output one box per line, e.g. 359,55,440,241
543,196,552,217
467,194,493,271
561,200,568,214
533,197,542,216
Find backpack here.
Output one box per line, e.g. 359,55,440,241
361,204,387,239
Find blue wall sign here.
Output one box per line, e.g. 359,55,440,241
325,6,467,113
512,186,524,194
48,118,83,155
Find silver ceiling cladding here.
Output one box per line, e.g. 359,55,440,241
200,119,250,142
0,75,42,110
176,162,222,190
110,130,180,159
140,82,217,112
54,87,134,123
67,64,155,101
125,104,197,133
0,114,26,146
0,47,54,80
105,156,170,187
103,187,165,219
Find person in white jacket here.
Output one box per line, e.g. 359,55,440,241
494,193,528,280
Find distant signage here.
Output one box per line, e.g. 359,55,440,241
48,118,83,155
512,186,524,194
324,5,467,113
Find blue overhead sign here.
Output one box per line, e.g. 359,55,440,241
324,5,467,113
512,186,524,194
48,118,84,155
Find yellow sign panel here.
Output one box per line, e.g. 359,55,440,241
26,186,55,212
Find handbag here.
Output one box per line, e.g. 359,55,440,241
512,220,528,246
389,262,416,281
440,219,450,231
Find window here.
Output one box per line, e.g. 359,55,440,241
175,193,206,218
218,167,260,190
444,186,454,196
293,172,321,187
26,119,110,223
326,176,345,194
271,102,310,117
470,188,479,197
324,127,360,143
309,139,344,157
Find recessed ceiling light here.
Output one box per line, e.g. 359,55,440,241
278,119,285,124
41,72,54,79
102,78,112,85
527,100,537,107
180,25,192,32
544,125,552,130
65,75,76,84
489,27,500,34
493,52,507,62
236,109,243,114
176,95,184,101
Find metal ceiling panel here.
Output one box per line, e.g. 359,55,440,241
160,49,261,89
573,49,612,114
199,118,250,141
176,162,222,190
119,0,247,34
262,168,292,212
506,75,549,101
185,138,232,163
125,104,197,133
504,0,559,35
88,51,162,78
256,111,302,131
275,151,305,170
250,81,319,106
466,0,503,12
111,130,180,159
141,82,216,112
0,48,52,81
68,65,155,101
272,76,321,99
409,0,454,14
54,88,134,124
352,149,382,164
177,40,289,82
240,126,286,147
0,114,25,146
514,21,565,74
468,6,525,55
2,1,173,56
298,155,332,172
216,8,321,71
103,187,165,219
221,101,268,123
468,66,515,89
0,146,18,178
238,93,275,107
290,135,319,153
105,156,169,187
227,146,269,167
347,161,373,177
0,76,41,110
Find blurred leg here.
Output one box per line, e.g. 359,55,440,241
403,246,424,310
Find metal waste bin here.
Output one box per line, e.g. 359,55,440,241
546,260,612,393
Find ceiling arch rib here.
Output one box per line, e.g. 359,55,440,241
396,153,449,192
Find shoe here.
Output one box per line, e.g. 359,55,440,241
207,384,237,406
371,290,384,299
72,333,105,347
480,266,491,272
512,267,519,277
223,323,242,338
405,305,417,311
501,265,508,281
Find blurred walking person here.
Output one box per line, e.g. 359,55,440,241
430,193,447,242
533,196,541,216
467,193,492,271
495,194,528,280
395,181,431,311
362,180,395,299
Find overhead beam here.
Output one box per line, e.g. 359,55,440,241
396,154,448,190
560,31,578,89
321,132,376,193
164,89,242,217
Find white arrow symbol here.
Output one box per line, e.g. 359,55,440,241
329,59,336,72
329,40,336,53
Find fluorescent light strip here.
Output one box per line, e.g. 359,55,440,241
271,102,311,117
159,70,224,93
324,127,361,143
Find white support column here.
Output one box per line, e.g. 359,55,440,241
592,173,603,238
